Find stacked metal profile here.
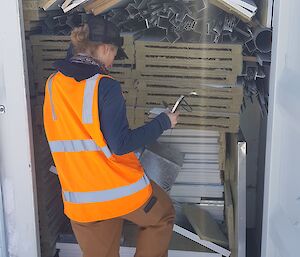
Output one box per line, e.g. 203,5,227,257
158,129,226,223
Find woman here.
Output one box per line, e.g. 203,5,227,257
43,16,179,257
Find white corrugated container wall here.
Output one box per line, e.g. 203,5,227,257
0,1,40,257
261,0,300,256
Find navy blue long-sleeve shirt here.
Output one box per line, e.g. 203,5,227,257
53,60,171,155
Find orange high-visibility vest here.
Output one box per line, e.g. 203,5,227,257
43,72,152,222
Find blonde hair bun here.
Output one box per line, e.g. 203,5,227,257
71,24,90,46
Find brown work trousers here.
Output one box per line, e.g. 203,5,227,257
70,181,175,257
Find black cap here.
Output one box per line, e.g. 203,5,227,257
87,16,127,60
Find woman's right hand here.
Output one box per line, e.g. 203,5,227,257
166,112,179,128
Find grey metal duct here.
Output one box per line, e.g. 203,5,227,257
254,27,272,53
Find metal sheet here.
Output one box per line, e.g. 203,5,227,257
226,134,246,257
140,142,184,192
183,204,228,246
236,141,246,257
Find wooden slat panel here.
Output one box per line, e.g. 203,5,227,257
108,65,135,79
136,79,243,113
135,39,242,85
138,73,237,85
23,9,46,21
23,1,40,10
133,107,240,132
119,79,137,106
114,32,137,65
33,49,68,59
135,47,241,58
136,79,243,94
138,95,241,113
30,35,71,46
219,133,226,170
137,58,240,69
137,68,234,78
135,39,243,50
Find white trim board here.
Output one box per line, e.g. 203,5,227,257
182,163,219,170
158,137,219,144
226,0,257,12
176,172,221,184
162,130,220,137
170,184,224,198
181,168,220,172
56,243,222,257
41,0,65,10
62,0,89,12
184,153,219,161
162,144,219,154
172,196,202,203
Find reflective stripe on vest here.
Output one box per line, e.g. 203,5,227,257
49,165,58,175
49,139,112,158
63,174,150,204
82,74,99,124
48,74,57,120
